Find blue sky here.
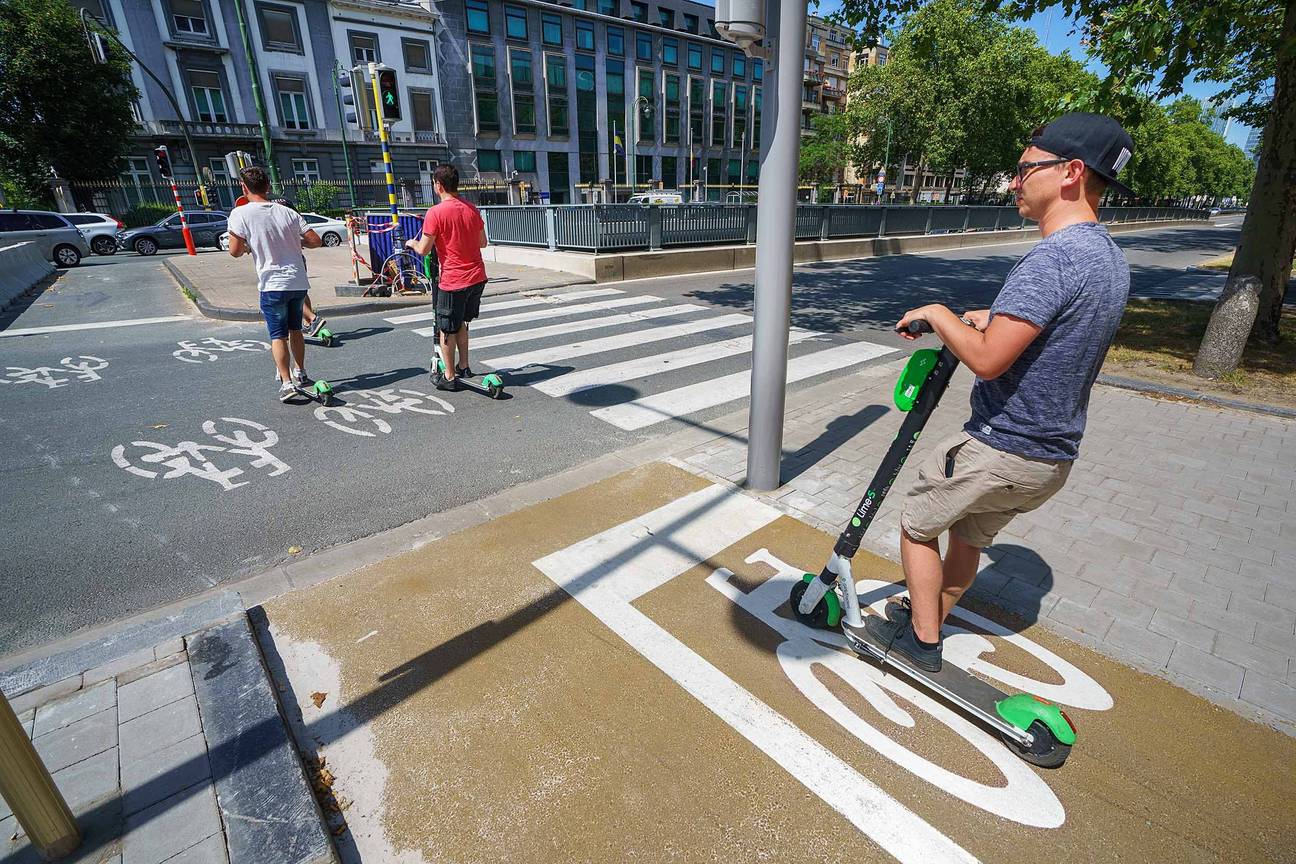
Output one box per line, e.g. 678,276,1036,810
811,0,1257,151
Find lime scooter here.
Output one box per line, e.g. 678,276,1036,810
789,320,1077,768
427,265,505,399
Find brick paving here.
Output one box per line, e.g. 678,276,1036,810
676,360,1296,731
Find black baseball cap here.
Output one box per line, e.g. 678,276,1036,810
1031,112,1135,198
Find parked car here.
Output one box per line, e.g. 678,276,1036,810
118,210,228,255
0,209,90,267
217,212,349,251
65,212,125,256
628,190,685,205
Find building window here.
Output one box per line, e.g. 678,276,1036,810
471,44,499,133
683,13,698,34
658,8,673,28
169,0,207,36
504,5,527,40
511,49,536,135
350,33,378,64
292,158,320,182
662,37,677,66
575,54,597,184
752,86,761,148
706,157,720,182
630,2,647,23
123,157,152,187
598,0,617,15
636,33,652,61
637,67,654,143
571,0,586,8
607,25,624,56
733,53,745,79
663,73,680,145
257,4,300,51
188,70,227,122
707,19,719,38
606,58,625,150
636,154,653,182
548,152,570,203
466,0,489,34
576,20,594,51
688,76,704,147
410,89,437,134
403,39,432,72
662,156,677,186
478,149,502,173
514,150,536,172
727,158,741,184
752,59,763,82
732,83,748,148
711,49,725,75
542,13,562,46
546,54,568,135
687,43,702,71
710,80,727,147
275,76,310,129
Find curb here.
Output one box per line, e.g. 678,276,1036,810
189,615,338,864
1097,373,1296,420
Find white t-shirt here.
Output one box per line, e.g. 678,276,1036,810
226,202,311,293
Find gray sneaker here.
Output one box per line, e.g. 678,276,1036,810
307,317,328,338
278,381,297,403
292,368,313,388
863,615,942,673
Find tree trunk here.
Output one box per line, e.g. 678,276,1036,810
1193,0,1296,376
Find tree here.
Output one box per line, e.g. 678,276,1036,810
0,0,138,204
799,113,854,185
833,0,1294,376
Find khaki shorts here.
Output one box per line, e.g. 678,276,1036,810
901,431,1072,548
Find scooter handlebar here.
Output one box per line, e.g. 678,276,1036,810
897,320,934,335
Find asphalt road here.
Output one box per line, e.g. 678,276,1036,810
0,219,1241,656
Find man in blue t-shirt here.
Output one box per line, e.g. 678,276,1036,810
857,113,1135,672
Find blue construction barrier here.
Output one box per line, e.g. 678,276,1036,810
364,213,435,276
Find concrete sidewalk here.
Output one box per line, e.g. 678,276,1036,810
164,245,589,321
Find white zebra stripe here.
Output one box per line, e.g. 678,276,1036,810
384,288,623,324
480,313,752,370
469,295,663,331
590,340,898,430
440,303,706,347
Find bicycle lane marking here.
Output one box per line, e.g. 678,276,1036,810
532,483,981,864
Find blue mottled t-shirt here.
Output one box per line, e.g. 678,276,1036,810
967,221,1129,461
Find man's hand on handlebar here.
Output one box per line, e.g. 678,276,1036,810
962,309,991,331
895,304,944,340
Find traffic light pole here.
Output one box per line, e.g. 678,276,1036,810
331,63,359,209
368,63,406,288
232,0,281,195
169,176,198,255
79,10,210,210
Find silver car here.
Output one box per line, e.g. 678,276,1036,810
0,210,91,267
65,212,125,256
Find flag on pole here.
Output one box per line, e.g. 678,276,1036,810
613,132,625,157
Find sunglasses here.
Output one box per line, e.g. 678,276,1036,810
1014,158,1069,183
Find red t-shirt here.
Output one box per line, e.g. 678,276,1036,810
421,197,488,291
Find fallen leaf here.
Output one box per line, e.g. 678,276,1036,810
310,691,327,708
149,424,168,429
42,304,55,307
288,545,302,555
317,754,326,769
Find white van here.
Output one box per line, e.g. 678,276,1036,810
627,190,685,205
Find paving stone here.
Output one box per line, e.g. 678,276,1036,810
122,783,222,864
1202,566,1269,600
50,745,119,812
83,648,157,687
1239,672,1296,722
32,680,116,739
1213,536,1276,567
1168,576,1231,607
1211,634,1289,678
17,709,34,738
117,653,188,689
159,831,228,864
1187,601,1259,642
6,675,83,716
32,706,117,774
1150,549,1210,581
1253,622,1296,655
122,733,211,817
1167,644,1244,695
1104,620,1176,666
118,663,194,723
1148,609,1218,652
996,578,1059,623
1226,594,1296,630
1048,598,1114,639
1090,589,1155,626
120,696,203,765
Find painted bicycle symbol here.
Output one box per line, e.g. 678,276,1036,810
0,356,108,388
173,337,270,364
314,387,454,437
111,417,290,491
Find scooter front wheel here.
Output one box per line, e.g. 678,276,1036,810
789,575,841,630
1001,721,1071,769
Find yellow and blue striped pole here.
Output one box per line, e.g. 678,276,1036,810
368,62,405,280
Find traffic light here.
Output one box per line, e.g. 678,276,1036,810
377,68,401,120
341,68,373,130
154,145,173,179
87,31,110,64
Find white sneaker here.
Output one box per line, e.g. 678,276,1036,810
278,381,297,402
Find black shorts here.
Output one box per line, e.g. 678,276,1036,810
434,281,486,334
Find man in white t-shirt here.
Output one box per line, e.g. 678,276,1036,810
226,166,322,402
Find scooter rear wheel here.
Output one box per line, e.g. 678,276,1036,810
789,577,840,630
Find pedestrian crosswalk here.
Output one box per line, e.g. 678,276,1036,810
385,287,897,431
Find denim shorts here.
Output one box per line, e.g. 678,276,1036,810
260,290,307,340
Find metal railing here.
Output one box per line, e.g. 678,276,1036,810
480,203,1210,253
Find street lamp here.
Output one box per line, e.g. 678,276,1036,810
629,95,650,191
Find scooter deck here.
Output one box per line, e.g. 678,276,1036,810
843,618,1009,718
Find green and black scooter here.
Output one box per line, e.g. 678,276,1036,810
432,355,506,399
789,320,1077,768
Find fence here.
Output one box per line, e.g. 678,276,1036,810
480,204,1210,253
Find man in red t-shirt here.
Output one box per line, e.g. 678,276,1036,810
405,164,488,391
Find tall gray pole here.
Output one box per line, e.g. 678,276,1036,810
745,0,806,490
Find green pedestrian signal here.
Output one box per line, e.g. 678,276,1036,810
377,69,401,120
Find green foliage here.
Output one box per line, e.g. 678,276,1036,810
122,203,175,228
799,113,854,184
0,0,139,201
293,182,343,215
